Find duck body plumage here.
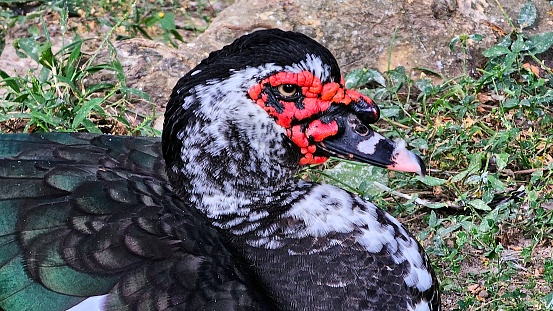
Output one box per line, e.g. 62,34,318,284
0,133,270,310
0,29,440,310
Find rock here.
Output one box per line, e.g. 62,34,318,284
478,289,489,299
2,0,553,114
185,0,553,79
127,0,550,114
113,38,192,113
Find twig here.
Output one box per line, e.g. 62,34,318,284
403,212,427,224
513,167,551,175
373,181,434,207
513,168,540,175
384,118,410,129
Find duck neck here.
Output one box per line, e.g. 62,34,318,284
167,138,305,228
173,153,303,223
164,85,305,225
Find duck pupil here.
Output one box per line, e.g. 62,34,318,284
279,84,297,96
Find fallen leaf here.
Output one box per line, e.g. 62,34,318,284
477,92,493,104
522,62,540,77
467,283,482,294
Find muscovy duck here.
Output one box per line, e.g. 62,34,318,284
0,29,440,311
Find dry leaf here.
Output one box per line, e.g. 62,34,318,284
522,63,540,77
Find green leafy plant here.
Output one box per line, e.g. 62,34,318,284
111,6,185,47
450,33,484,75
0,11,155,134
324,1,553,309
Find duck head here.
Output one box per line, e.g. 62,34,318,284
162,29,424,211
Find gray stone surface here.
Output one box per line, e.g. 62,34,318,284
1,0,552,114
133,0,553,112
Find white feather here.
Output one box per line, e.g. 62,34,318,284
66,295,107,311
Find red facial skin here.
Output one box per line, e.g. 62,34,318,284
248,71,377,165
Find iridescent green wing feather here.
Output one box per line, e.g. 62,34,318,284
0,133,268,311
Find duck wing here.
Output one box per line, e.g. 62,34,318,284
0,133,270,311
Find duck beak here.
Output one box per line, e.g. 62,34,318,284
316,113,426,176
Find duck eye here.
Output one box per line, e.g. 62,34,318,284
277,84,299,98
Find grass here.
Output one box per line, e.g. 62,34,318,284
0,0,219,134
318,2,553,309
1,13,156,134
1,0,553,310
